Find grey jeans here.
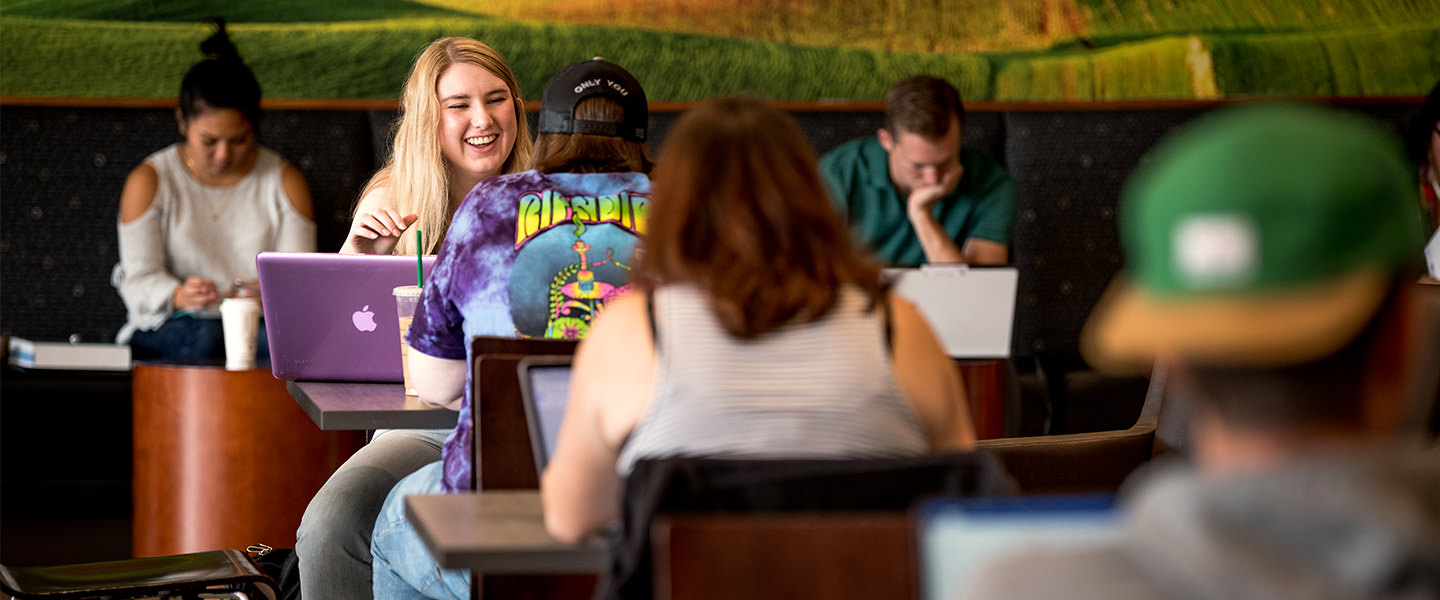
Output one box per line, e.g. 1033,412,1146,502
295,428,448,600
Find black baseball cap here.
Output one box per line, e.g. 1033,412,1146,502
537,58,648,142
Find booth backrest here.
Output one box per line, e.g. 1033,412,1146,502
1005,108,1198,358
1004,102,1421,359
0,99,1421,352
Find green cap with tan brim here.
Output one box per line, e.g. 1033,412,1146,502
1083,104,1425,372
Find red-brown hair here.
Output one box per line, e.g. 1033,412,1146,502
639,96,886,338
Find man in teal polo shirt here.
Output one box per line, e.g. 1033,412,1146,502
820,76,1015,265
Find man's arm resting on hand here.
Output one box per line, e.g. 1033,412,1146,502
908,207,1010,265
909,207,968,264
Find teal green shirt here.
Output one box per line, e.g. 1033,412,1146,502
820,136,1015,266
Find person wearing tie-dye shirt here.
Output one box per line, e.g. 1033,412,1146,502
297,37,532,600
370,58,653,600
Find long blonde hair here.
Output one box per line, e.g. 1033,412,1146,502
359,37,534,254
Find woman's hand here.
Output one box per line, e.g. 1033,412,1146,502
172,276,219,311
343,207,418,255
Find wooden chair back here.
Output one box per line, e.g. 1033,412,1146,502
603,454,1013,600
468,336,578,490
652,513,915,600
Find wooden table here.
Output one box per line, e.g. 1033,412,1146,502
132,363,365,556
287,360,1005,438
405,491,607,574
287,380,458,431
406,492,918,600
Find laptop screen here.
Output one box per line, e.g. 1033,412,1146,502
884,266,1018,359
917,495,1120,600
518,356,574,475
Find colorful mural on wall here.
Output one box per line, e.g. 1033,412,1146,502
1,0,1437,102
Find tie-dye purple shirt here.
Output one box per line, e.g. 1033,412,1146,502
405,169,652,492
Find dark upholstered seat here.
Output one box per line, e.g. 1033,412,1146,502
976,362,1176,494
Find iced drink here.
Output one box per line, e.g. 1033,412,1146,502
394,286,422,396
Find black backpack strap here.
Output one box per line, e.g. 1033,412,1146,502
881,292,895,356
646,289,659,352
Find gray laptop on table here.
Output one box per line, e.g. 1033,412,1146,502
257,251,436,382
884,266,1019,359
517,355,574,477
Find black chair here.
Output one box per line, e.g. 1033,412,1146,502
0,549,278,600
602,453,1016,600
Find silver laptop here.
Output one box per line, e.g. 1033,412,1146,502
257,251,437,382
884,266,1019,359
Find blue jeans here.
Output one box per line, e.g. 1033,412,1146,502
372,461,470,600
128,314,270,360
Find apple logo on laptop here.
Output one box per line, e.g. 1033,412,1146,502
352,306,378,332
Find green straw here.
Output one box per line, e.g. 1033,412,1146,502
415,229,423,288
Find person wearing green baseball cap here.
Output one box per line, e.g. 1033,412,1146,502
959,104,1439,600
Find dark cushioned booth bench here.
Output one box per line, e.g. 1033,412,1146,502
0,97,1422,553
2,97,1422,348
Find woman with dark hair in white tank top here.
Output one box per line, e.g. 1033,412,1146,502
113,19,314,359
542,96,976,544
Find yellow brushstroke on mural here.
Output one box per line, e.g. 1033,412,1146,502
1185,35,1219,99
410,0,1091,53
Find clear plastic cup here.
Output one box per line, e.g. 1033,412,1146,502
393,286,422,396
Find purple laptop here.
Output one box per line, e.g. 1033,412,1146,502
257,252,437,382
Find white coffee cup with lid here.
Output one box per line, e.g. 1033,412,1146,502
219,297,261,371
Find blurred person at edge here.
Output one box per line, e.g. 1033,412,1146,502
1404,80,1440,283
961,104,1439,600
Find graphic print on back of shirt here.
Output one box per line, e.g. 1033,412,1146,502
510,187,648,338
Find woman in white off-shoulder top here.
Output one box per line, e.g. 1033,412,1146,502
113,19,314,359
